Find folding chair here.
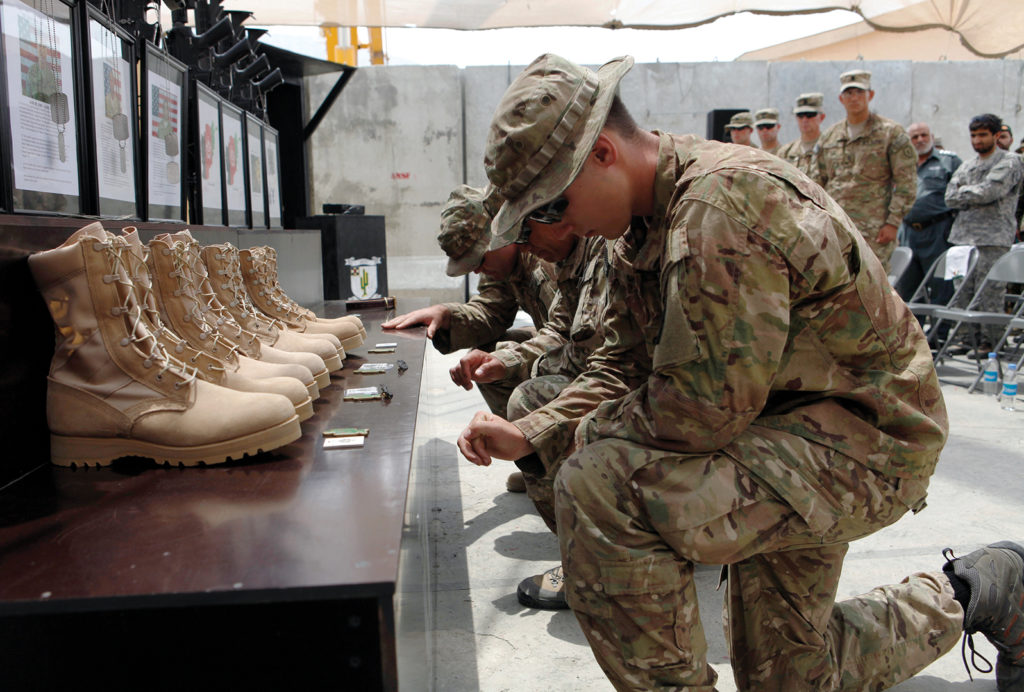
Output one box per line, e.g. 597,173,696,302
932,249,1024,392
905,245,977,346
887,246,913,287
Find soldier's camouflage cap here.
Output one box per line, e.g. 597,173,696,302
724,111,754,130
436,184,507,277
794,92,824,115
839,69,872,92
754,108,779,127
483,53,635,246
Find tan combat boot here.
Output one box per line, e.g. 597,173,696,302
240,246,366,350
201,241,346,370
119,228,315,421
28,222,301,467
146,233,326,396
167,230,335,384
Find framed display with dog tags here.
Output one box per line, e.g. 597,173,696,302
219,98,246,227
243,112,265,229
141,41,186,221
0,0,82,214
84,5,138,218
193,80,224,225
264,124,282,228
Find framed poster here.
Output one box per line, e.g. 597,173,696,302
0,0,81,214
243,112,265,229
219,99,246,227
85,6,137,218
193,80,223,225
264,124,282,228
142,41,186,221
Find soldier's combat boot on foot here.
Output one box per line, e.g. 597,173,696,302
517,564,569,610
29,223,301,467
943,541,1024,691
240,246,366,350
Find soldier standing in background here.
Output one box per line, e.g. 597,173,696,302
945,113,1024,352
753,107,781,155
776,92,825,177
817,69,917,270
724,111,756,147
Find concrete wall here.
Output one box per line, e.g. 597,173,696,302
306,59,1024,298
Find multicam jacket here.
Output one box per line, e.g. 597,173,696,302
569,133,947,532
432,252,558,354
488,236,613,382
817,113,917,235
946,148,1024,248
776,137,820,179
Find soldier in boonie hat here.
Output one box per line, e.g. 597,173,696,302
437,184,506,277
754,107,782,154
482,53,635,247
839,69,872,92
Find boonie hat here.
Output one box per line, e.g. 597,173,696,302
483,53,635,244
753,108,779,127
725,111,754,130
437,185,505,277
793,92,824,115
839,69,872,92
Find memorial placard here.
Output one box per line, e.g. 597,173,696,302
86,8,137,217
244,112,265,229
194,81,223,225
143,42,186,221
0,0,81,213
264,124,282,228
220,99,246,227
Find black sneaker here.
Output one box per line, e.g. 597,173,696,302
517,564,569,610
943,541,1024,691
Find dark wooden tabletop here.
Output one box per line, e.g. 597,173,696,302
0,300,426,615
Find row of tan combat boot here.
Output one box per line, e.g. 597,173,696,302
28,222,366,468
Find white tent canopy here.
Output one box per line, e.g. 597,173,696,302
226,0,1024,58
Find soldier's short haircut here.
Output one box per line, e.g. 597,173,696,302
969,113,1002,135
604,95,642,141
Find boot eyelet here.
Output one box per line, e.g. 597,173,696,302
142,358,153,368
120,337,130,346
155,374,163,381
173,382,182,390
162,249,170,256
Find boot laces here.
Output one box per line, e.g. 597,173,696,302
94,239,198,389
168,244,241,361
942,547,996,682
253,247,305,314
217,245,284,332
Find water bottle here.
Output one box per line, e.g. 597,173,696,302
1001,363,1018,411
983,352,1000,396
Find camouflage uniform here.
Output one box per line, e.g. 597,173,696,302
553,133,956,691
945,148,1024,344
817,112,918,269
776,137,820,178
434,253,558,414
483,55,957,692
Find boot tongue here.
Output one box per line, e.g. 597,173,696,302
65,221,108,246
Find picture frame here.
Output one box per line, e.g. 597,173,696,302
219,98,246,227
192,79,224,226
83,5,138,218
141,41,186,222
264,124,282,229
0,0,82,214
243,112,265,229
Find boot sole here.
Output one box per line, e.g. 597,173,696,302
339,334,364,351
305,381,320,400
296,397,314,422
323,353,343,371
313,368,330,389
49,416,302,468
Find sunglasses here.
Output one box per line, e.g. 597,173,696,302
756,123,776,130
796,112,819,119
516,196,570,244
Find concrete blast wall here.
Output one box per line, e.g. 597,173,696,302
306,59,1024,298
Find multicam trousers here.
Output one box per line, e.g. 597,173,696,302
506,374,573,533
553,431,963,691
476,329,539,416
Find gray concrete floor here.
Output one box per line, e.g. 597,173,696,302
406,344,1024,691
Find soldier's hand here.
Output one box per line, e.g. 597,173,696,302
450,349,506,390
877,223,898,245
457,411,533,466
381,305,451,338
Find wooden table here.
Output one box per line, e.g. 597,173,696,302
0,302,425,691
